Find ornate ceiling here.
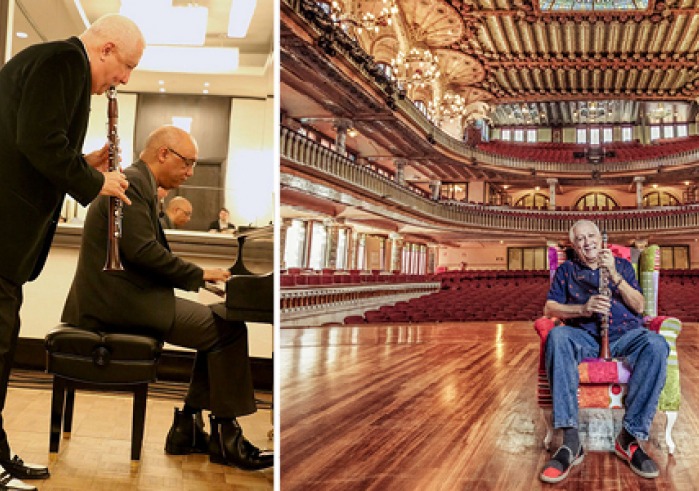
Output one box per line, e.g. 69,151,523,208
281,0,699,191
340,0,699,124
280,0,699,242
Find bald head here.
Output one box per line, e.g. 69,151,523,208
140,125,198,191
165,196,193,228
79,14,145,94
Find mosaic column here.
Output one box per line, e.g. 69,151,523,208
279,218,292,270
634,176,645,208
334,119,352,155
389,233,403,272
547,178,558,210
324,220,339,269
394,158,406,186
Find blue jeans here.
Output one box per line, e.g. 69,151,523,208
545,326,669,440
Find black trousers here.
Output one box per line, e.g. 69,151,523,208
0,276,23,458
167,297,257,419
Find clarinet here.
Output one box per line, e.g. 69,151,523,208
598,229,611,360
103,86,124,271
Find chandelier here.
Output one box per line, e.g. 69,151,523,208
391,48,440,89
430,91,467,123
330,0,398,34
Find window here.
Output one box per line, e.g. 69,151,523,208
307,221,327,270
650,126,661,141
574,192,618,210
677,124,688,138
514,129,524,142
663,125,674,139
590,128,600,145
603,127,613,143
643,191,680,207
336,228,348,270
514,193,549,209
660,245,689,269
527,129,537,142
502,129,511,141
284,219,307,269
622,127,632,142
508,247,547,270
576,128,587,144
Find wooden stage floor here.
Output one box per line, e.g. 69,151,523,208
280,321,699,490
1,382,273,490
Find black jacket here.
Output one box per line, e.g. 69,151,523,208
0,37,103,284
62,160,204,337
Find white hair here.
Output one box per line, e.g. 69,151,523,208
569,220,600,242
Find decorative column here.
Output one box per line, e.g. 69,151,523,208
430,180,442,201
427,244,438,274
349,232,360,270
394,158,407,186
279,218,293,270
634,176,645,208
334,119,352,155
324,219,339,269
389,232,403,272
547,178,558,210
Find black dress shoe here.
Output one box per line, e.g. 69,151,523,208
165,408,209,455
208,415,273,470
0,466,36,491
0,457,48,481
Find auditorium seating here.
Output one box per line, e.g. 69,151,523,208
338,267,699,325
477,136,699,164
348,270,551,324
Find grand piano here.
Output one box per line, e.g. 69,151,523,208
208,225,274,324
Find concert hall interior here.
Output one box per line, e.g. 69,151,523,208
0,0,274,489
281,0,699,488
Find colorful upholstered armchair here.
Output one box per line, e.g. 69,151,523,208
534,245,681,453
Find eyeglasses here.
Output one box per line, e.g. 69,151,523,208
167,147,197,169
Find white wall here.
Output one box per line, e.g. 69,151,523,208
225,97,275,228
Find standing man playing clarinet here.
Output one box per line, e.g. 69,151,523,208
539,220,669,483
0,14,143,489
62,125,273,471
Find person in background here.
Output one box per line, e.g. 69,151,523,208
61,125,273,471
208,208,236,233
161,196,193,230
0,13,143,488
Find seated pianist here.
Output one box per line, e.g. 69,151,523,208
61,125,273,470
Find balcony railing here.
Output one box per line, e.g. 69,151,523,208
281,126,699,236
282,0,699,175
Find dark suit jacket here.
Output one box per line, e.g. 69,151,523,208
0,37,103,285
62,160,204,337
208,220,235,232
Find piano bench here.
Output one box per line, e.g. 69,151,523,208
44,326,162,462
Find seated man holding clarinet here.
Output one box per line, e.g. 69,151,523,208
539,220,668,483
61,124,273,470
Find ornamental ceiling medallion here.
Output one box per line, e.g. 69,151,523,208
434,49,486,86
398,0,465,47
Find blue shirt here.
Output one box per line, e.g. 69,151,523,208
547,258,644,342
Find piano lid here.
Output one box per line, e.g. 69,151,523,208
229,225,273,276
